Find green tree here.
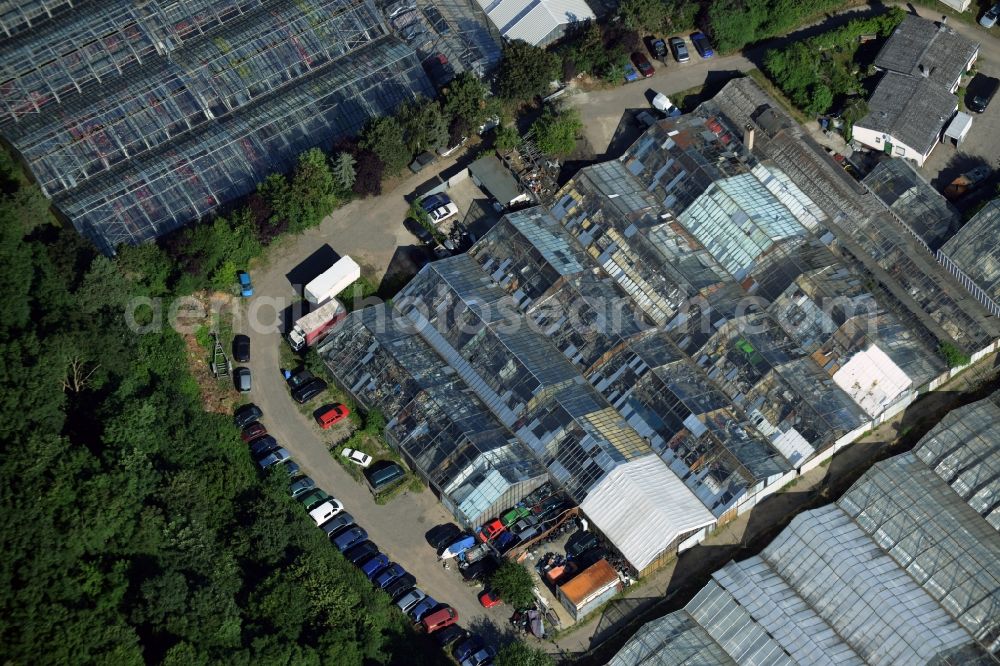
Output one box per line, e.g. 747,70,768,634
443,72,492,130
618,0,667,32
397,96,450,154
361,116,410,176
498,40,560,103
494,642,555,666
495,124,523,153
288,147,339,232
939,342,971,367
490,561,535,609
331,151,357,192
531,106,582,156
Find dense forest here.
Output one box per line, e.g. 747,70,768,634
0,151,438,664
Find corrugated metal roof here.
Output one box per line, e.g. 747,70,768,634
559,558,619,606
475,0,593,45
580,454,716,571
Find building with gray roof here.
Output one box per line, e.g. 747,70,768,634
610,394,1000,664
873,14,979,93
863,158,961,249
939,199,1000,317
853,71,958,167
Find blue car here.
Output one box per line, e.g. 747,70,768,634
408,595,439,621
360,553,390,579
237,270,253,297
374,563,406,588
453,636,485,662
690,32,714,58
333,526,368,552
623,63,640,82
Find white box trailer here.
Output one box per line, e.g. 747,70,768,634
304,255,360,305
287,298,346,351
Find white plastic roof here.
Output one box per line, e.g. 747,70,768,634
832,344,911,417
580,454,716,571
476,0,594,46
945,111,973,142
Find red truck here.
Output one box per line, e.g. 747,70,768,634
287,298,346,351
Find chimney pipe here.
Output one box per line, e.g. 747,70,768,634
744,123,756,152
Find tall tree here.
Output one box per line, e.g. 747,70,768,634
489,561,535,609
397,97,449,154
497,40,560,103
442,72,492,130
331,152,357,192
360,116,410,176
531,106,582,156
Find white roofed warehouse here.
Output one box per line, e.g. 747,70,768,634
474,0,594,46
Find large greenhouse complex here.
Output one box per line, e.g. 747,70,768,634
610,393,1000,664
318,77,1000,577
0,0,437,253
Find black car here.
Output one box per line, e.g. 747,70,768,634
426,523,463,551
460,557,498,582
967,76,999,113
384,573,417,600
234,403,262,429
250,435,279,458
286,368,315,390
232,334,250,362
292,378,328,403
435,624,468,647
566,530,600,558
404,216,434,244
344,540,379,565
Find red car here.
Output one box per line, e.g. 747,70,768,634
422,606,458,633
241,422,267,443
477,518,505,543
631,52,654,78
315,403,350,429
478,590,501,608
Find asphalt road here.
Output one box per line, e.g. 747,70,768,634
240,280,508,641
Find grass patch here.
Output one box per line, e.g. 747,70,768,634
745,70,810,125
373,473,422,505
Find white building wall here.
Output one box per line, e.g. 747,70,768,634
852,125,931,166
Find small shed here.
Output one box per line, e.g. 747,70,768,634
556,559,621,620
944,112,973,145
468,155,530,209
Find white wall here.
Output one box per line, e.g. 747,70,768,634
853,125,931,166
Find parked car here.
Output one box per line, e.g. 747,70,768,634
289,476,315,497
250,435,279,458
234,403,262,429
438,136,468,157
477,519,505,543
478,590,501,608
651,38,667,61
623,62,640,82
460,558,497,582
409,151,436,174
408,596,439,622
981,2,999,27
342,448,374,467
631,52,654,78
345,542,381,566
420,193,450,212
669,36,689,63
422,606,458,633
257,447,290,469
365,461,407,493
434,623,468,647
690,31,714,58
395,588,427,613
374,563,407,588
286,368,315,390
298,488,334,511
310,499,345,526
232,334,250,362
234,367,252,392
284,461,301,478
512,515,540,536
358,551,389,577
237,270,253,297
240,422,267,443
315,403,350,428
320,511,355,537
426,523,463,550
292,378,327,403
333,526,368,552
429,202,459,225
404,216,435,244
493,530,520,554
384,573,417,600
385,0,416,18
566,530,600,558
423,52,456,88
461,645,496,666
967,76,999,113
501,506,531,527
453,636,485,663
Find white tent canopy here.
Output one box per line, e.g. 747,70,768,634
581,454,717,572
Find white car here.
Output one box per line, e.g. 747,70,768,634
981,3,999,27
429,202,459,225
342,448,374,468
309,499,344,526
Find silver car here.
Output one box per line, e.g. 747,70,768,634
395,588,426,613
982,3,999,27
